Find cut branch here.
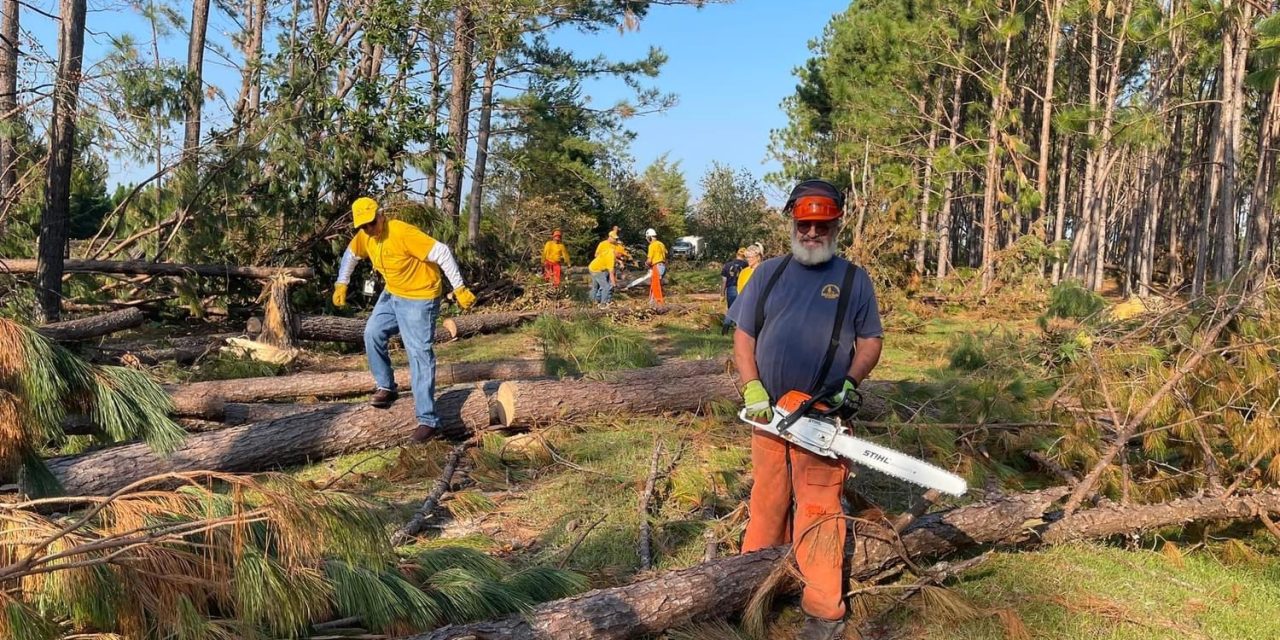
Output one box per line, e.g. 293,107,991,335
391,439,476,545
35,308,145,341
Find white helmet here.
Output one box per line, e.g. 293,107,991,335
645,228,657,238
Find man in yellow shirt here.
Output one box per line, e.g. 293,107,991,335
645,228,667,305
331,197,476,442
588,230,619,305
542,229,570,287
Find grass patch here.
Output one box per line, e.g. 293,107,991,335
892,544,1280,639
436,328,541,362
533,314,658,376
168,353,284,382
664,262,724,294
653,319,732,359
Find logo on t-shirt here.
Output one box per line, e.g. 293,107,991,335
821,284,840,299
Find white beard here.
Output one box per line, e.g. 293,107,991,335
791,230,837,266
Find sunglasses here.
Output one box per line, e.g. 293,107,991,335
795,220,835,234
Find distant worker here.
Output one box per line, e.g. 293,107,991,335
542,229,570,287
737,243,764,293
645,228,667,305
610,225,632,282
728,179,883,640
720,247,748,331
588,230,619,305
332,197,477,443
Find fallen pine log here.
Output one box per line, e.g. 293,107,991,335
410,489,1067,640
42,385,493,496
90,333,237,366
165,359,547,418
0,258,313,280
287,303,701,345
35,308,146,342
493,362,740,429
494,367,898,429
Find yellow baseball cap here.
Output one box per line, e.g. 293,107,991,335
608,229,619,240
352,197,378,227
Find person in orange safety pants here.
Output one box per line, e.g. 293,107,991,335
727,179,884,640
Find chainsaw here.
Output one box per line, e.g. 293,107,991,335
739,389,968,497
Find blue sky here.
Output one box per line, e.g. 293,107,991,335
31,0,848,204
554,0,848,202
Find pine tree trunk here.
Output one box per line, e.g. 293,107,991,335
0,258,312,279
35,0,87,323
442,3,474,220
466,55,497,244
36,308,145,342
915,86,940,278
1034,0,1062,246
0,0,18,207
181,0,210,165
1193,90,1222,297
1050,137,1071,284
426,40,443,209
936,68,963,284
166,360,546,417
1247,77,1280,285
979,32,1011,293
44,386,494,495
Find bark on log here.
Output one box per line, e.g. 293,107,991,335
35,308,145,341
90,333,236,366
294,303,700,344
43,385,493,495
494,364,740,429
411,489,1067,640
493,362,898,429
0,258,313,279
442,311,537,340
165,360,545,418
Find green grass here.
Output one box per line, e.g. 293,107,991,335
663,262,724,294
653,319,732,360
533,315,659,376
892,544,1280,640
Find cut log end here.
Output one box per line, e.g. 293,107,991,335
494,381,518,427
442,317,459,341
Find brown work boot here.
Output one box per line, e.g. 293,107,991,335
410,424,438,443
369,388,398,408
797,616,846,640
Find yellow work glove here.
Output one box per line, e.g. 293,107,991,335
454,285,476,310
742,380,773,422
332,283,348,308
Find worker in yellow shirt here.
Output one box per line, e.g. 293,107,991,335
610,225,632,281
542,229,570,287
589,231,619,305
737,243,764,293
331,197,477,443
645,228,667,305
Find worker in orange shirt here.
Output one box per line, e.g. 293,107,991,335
542,229,570,287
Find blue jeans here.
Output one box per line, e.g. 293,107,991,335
364,291,440,427
590,270,612,304
724,285,738,326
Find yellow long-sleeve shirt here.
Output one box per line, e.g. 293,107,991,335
647,239,667,265
542,240,569,265
589,240,616,273
341,220,455,299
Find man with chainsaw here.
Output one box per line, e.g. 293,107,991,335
727,179,883,640
332,197,477,443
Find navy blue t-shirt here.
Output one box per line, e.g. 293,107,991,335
727,255,883,399
721,259,748,291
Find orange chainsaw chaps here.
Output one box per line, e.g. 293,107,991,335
742,430,848,621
